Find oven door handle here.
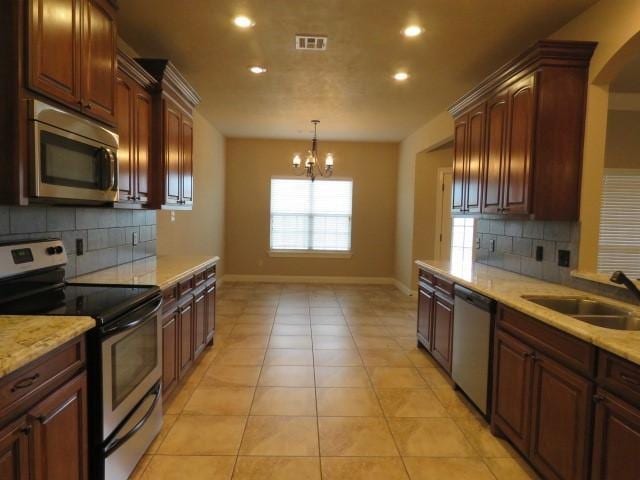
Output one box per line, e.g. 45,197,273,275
104,382,161,457
101,297,162,337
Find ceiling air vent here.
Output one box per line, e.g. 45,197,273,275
296,35,328,51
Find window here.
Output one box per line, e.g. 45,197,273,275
270,178,353,252
451,217,474,267
598,170,640,277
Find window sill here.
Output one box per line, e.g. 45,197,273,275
268,250,353,259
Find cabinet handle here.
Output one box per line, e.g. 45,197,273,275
501,207,510,214
524,351,536,359
19,425,32,436
11,373,40,392
593,394,606,403
620,373,640,386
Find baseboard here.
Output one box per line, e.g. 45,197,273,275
392,279,417,296
221,274,397,286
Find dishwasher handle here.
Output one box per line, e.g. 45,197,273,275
454,285,496,313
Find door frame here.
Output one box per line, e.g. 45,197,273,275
434,167,453,260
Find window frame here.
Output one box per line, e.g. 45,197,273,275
269,176,354,256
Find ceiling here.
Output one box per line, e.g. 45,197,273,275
118,0,597,141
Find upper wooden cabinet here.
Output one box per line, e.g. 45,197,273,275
449,41,596,220
116,51,155,207
136,59,201,210
27,0,117,125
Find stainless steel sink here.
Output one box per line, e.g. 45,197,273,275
521,295,640,331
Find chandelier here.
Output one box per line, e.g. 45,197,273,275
292,120,334,181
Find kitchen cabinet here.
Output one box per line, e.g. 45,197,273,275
205,281,216,344
28,0,117,125
417,282,434,349
193,288,207,358
432,294,454,373
116,51,155,207
178,298,194,377
0,337,88,480
161,312,179,399
136,59,200,210
449,40,596,220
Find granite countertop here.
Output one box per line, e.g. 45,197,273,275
71,255,219,289
415,259,640,366
0,316,95,378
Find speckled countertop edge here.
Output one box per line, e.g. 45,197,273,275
416,260,640,366
0,316,95,378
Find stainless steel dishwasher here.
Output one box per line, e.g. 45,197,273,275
452,285,496,416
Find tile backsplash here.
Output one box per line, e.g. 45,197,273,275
0,206,156,278
474,219,579,284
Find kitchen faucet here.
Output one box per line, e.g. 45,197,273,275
610,271,640,303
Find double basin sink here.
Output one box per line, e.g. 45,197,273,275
522,295,640,331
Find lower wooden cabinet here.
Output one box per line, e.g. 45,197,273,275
0,418,30,480
591,389,640,480
161,312,179,399
205,282,216,344
432,294,454,373
193,289,207,358
178,299,194,377
417,284,434,349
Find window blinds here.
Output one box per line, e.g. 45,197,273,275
598,171,640,277
270,178,353,251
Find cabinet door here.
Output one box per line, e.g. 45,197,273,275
529,354,593,480
28,0,83,107
205,283,216,343
162,312,179,399
181,115,194,205
417,286,434,350
451,116,467,214
164,101,182,205
483,93,508,214
0,419,30,480
503,75,535,216
431,295,454,373
28,373,88,480
81,0,116,124
193,291,207,358
134,88,152,203
592,389,640,480
465,104,485,214
492,329,533,454
178,301,194,376
116,74,135,202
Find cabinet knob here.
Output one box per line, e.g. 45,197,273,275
19,425,32,435
593,394,606,403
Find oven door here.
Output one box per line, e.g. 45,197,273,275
100,297,162,440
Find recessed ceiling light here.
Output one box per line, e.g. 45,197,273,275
394,72,409,81
249,66,267,74
403,25,424,37
233,15,255,28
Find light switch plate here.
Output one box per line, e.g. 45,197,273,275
132,232,139,246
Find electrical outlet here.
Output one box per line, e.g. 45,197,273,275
475,238,481,249
76,238,84,256
535,245,544,262
558,249,571,267
132,232,139,246
171,211,176,223
490,239,496,252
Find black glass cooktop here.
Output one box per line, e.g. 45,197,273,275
0,283,160,324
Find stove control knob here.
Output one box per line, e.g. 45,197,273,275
55,246,64,254
46,247,56,255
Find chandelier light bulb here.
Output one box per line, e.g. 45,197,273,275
292,154,301,167
403,25,424,37
233,16,255,28
325,153,334,167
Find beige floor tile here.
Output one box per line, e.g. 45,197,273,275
395,336,420,349
317,388,382,416
201,365,262,387
275,314,311,324
231,323,273,335
233,457,321,480
310,307,343,316
484,457,540,480
140,455,236,480
368,367,427,388
146,414,178,453
213,348,266,366
310,316,347,325
321,457,409,480
313,335,357,350
164,384,196,414
318,417,399,456
259,365,315,387
158,415,246,455
431,387,478,418
269,335,313,348
183,386,255,415
251,387,317,415
240,416,319,456
405,349,438,368
353,336,401,350
346,316,383,326
271,324,312,335
349,325,391,337
264,348,314,365
377,388,448,418
455,415,515,458
315,366,371,387
129,454,152,479
236,315,275,325
225,334,270,349
311,325,352,336
314,349,362,366
418,367,453,388
403,458,496,480
388,418,475,457
359,349,413,367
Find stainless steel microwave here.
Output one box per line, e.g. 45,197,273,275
29,99,119,203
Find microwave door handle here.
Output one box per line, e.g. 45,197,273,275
109,149,117,191
101,297,162,337
103,382,161,457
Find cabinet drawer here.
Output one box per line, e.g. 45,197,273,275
598,351,640,406
194,269,206,287
205,265,216,279
418,269,434,286
0,338,85,419
162,285,178,312
434,275,455,297
497,305,596,377
177,276,194,297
